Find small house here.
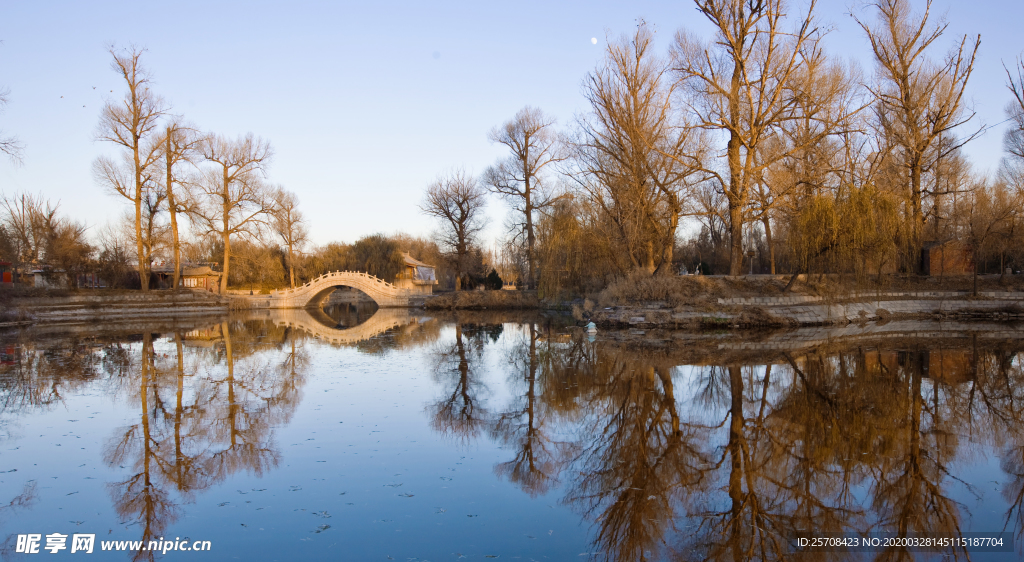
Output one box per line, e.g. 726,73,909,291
0,261,11,284
394,252,437,295
182,265,222,292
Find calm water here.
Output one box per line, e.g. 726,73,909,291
2,309,1024,561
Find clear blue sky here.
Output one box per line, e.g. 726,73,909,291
1,0,1022,247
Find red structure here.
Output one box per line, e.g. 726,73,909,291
922,240,973,276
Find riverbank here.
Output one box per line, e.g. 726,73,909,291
424,290,540,310
583,273,1024,328
590,291,1024,329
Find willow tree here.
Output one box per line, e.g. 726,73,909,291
672,0,828,276
857,0,980,266
193,134,274,294
95,45,166,291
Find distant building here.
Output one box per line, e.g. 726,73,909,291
394,252,437,295
0,261,11,284
182,266,222,291
922,240,973,276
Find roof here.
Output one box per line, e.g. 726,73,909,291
402,252,435,269
182,266,220,277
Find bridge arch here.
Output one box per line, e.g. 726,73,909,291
265,271,418,308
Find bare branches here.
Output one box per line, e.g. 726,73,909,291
0,85,24,164
270,187,308,288
1004,58,1024,163
856,0,981,249
0,192,59,274
421,170,486,290
190,133,274,294
484,106,565,288
573,22,706,274
95,45,167,150
672,0,828,275
95,45,168,291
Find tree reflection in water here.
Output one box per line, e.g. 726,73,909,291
461,325,1024,562
428,322,500,444
490,323,569,497
6,318,1024,561
0,321,311,562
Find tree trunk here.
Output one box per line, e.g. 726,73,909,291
524,149,536,291
762,215,776,275
220,168,231,295
655,205,679,275
288,242,295,288
910,156,924,273
166,129,181,290
728,200,744,276
726,55,745,277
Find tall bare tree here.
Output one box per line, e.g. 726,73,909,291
672,0,829,275
576,22,705,274
159,121,201,290
193,134,274,294
484,107,564,288
270,187,308,288
857,0,980,265
94,45,167,291
421,170,486,290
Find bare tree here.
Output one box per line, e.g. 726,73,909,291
421,170,487,290
270,187,308,288
1,192,58,278
484,107,565,288
193,133,274,294
159,120,201,290
672,0,831,275
857,0,980,265
44,218,93,289
956,178,1019,295
94,45,167,291
575,22,705,274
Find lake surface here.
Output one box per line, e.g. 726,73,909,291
2,308,1024,561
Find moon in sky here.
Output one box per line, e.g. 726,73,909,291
591,37,597,44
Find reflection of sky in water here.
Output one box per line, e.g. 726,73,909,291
1,316,1023,561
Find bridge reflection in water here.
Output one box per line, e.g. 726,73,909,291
243,306,433,347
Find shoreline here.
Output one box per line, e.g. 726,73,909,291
590,293,1024,329
7,287,1024,331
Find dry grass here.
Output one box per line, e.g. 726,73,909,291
596,271,789,307
424,290,540,310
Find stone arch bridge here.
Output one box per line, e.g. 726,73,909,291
255,271,422,308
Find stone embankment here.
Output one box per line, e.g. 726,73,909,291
592,291,1024,329
9,291,229,324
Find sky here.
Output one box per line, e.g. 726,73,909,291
2,0,1023,249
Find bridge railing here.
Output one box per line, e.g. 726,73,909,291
271,270,408,297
